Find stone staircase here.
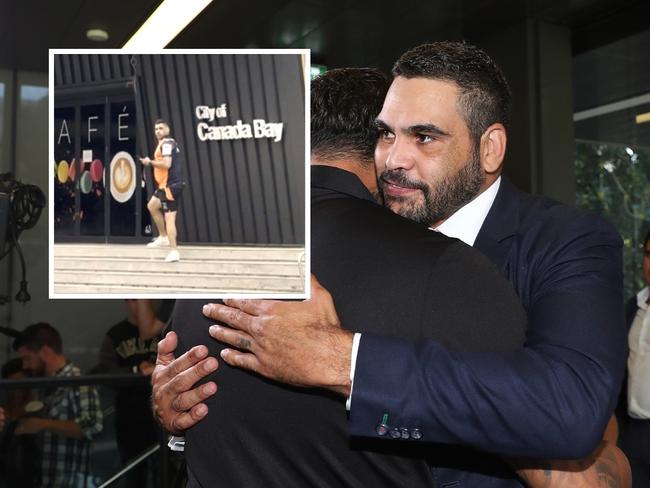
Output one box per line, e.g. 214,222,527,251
53,244,306,296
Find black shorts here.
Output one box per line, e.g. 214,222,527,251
154,185,183,212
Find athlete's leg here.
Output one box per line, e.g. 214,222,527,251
162,187,181,261
164,211,178,249
147,195,167,237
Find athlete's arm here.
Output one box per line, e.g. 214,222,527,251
140,156,171,169
149,155,172,169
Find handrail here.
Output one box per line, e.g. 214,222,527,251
97,444,160,488
0,373,150,389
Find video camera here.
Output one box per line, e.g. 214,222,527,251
0,173,45,304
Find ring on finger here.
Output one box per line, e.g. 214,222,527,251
238,337,253,351
171,396,183,412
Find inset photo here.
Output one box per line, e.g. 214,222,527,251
49,50,308,297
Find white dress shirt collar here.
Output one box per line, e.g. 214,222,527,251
637,287,649,310
435,176,501,246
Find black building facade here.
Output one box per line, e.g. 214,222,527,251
53,53,306,246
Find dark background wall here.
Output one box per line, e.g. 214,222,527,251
54,53,306,245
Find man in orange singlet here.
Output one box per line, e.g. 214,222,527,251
140,119,184,263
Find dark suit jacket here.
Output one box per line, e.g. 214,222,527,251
171,166,526,488
625,296,639,328
351,176,628,486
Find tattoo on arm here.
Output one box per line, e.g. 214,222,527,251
595,447,622,487
513,443,628,488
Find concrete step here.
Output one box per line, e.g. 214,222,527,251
54,244,304,262
55,283,301,294
53,243,306,295
55,258,302,276
55,271,304,291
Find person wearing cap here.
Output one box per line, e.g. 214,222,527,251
140,119,185,263
13,322,103,487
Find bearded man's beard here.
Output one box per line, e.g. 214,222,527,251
379,149,484,225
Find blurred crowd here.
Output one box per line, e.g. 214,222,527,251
0,299,176,488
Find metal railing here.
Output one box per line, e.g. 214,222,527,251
0,373,180,488
0,373,149,389
98,444,160,488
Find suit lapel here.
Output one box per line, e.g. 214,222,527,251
474,177,520,272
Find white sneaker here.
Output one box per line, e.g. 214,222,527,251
165,250,180,262
147,236,169,248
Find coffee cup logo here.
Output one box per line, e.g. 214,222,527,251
109,151,136,203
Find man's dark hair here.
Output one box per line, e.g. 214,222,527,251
154,118,170,128
13,322,63,354
644,229,650,247
311,68,390,162
392,41,512,145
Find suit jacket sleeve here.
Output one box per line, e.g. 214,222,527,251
349,213,627,459
625,296,638,328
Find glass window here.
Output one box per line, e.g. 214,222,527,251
0,69,13,175
0,82,5,168
54,107,76,238
109,100,138,236
80,104,106,237
574,29,650,298
16,81,49,184
20,85,48,103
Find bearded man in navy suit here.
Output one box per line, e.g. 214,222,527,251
157,43,631,486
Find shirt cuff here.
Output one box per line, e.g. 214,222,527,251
346,332,362,411
168,435,186,451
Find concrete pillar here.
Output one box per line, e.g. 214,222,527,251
478,19,576,204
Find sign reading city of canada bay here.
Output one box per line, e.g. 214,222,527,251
195,104,284,143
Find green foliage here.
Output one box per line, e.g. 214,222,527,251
575,141,650,299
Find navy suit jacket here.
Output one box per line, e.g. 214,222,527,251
350,176,628,486
625,296,639,328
